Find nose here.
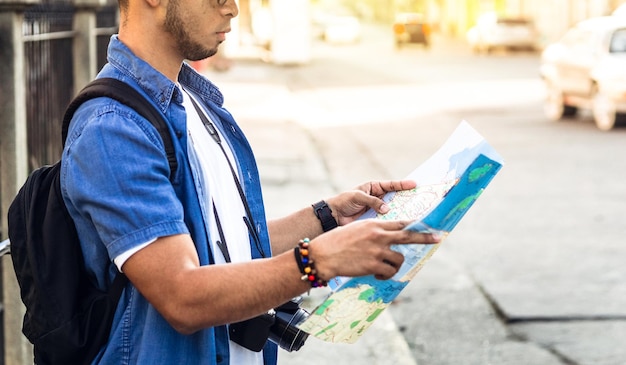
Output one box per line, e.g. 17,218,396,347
223,0,239,18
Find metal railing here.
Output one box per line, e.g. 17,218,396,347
24,3,76,170
0,4,118,362
0,240,9,258
21,3,118,171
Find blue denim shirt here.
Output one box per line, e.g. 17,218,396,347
61,35,277,365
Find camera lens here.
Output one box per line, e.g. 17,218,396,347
268,307,309,352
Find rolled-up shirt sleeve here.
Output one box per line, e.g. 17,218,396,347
62,100,189,266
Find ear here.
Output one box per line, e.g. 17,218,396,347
144,0,163,9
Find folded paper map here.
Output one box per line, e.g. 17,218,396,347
298,121,504,343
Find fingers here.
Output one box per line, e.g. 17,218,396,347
375,220,442,244
366,221,439,280
351,192,389,215
368,245,406,281
309,219,441,281
374,263,401,281
381,251,404,271
353,245,406,281
328,180,417,224
352,180,417,215
361,180,417,198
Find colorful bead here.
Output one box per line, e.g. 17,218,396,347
293,238,327,288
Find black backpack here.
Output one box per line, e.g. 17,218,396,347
7,78,177,365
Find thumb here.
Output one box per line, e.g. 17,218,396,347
356,193,390,215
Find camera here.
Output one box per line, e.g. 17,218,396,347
229,297,310,352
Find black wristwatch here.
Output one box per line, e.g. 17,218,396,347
312,200,338,232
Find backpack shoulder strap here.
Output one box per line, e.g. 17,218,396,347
61,78,178,181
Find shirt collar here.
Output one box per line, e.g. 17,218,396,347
105,35,225,112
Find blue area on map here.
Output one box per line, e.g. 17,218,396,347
328,125,504,292
338,275,409,304
447,142,495,176
414,153,502,232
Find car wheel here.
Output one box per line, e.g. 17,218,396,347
592,85,618,131
544,82,577,120
472,41,484,54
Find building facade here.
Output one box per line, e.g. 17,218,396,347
426,0,626,46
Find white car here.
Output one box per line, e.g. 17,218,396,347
467,12,537,53
322,15,361,44
613,4,626,17
540,16,626,131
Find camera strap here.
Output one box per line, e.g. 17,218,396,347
212,202,231,263
187,92,266,260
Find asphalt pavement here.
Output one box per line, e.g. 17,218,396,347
229,106,572,365
202,32,626,365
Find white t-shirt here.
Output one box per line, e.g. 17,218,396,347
182,87,263,365
115,87,263,365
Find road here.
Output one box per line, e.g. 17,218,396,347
209,22,626,365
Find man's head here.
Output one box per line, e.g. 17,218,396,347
118,0,238,73
163,0,237,61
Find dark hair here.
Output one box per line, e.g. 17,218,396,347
118,0,128,12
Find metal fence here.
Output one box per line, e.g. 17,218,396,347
23,1,118,171
0,4,118,362
96,6,118,70
24,1,75,170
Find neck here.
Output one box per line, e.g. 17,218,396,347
118,9,183,82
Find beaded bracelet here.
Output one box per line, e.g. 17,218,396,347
293,238,327,288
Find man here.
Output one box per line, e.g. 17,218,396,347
60,0,441,363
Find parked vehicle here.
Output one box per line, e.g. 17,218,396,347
467,12,537,53
322,15,361,44
393,12,431,49
540,16,626,131
311,5,361,45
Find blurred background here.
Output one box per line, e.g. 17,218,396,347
1,0,626,364
216,0,623,61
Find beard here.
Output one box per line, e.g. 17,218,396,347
164,0,219,61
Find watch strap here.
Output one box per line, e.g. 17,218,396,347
312,200,338,232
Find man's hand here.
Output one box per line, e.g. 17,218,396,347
326,180,417,225
308,219,440,281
